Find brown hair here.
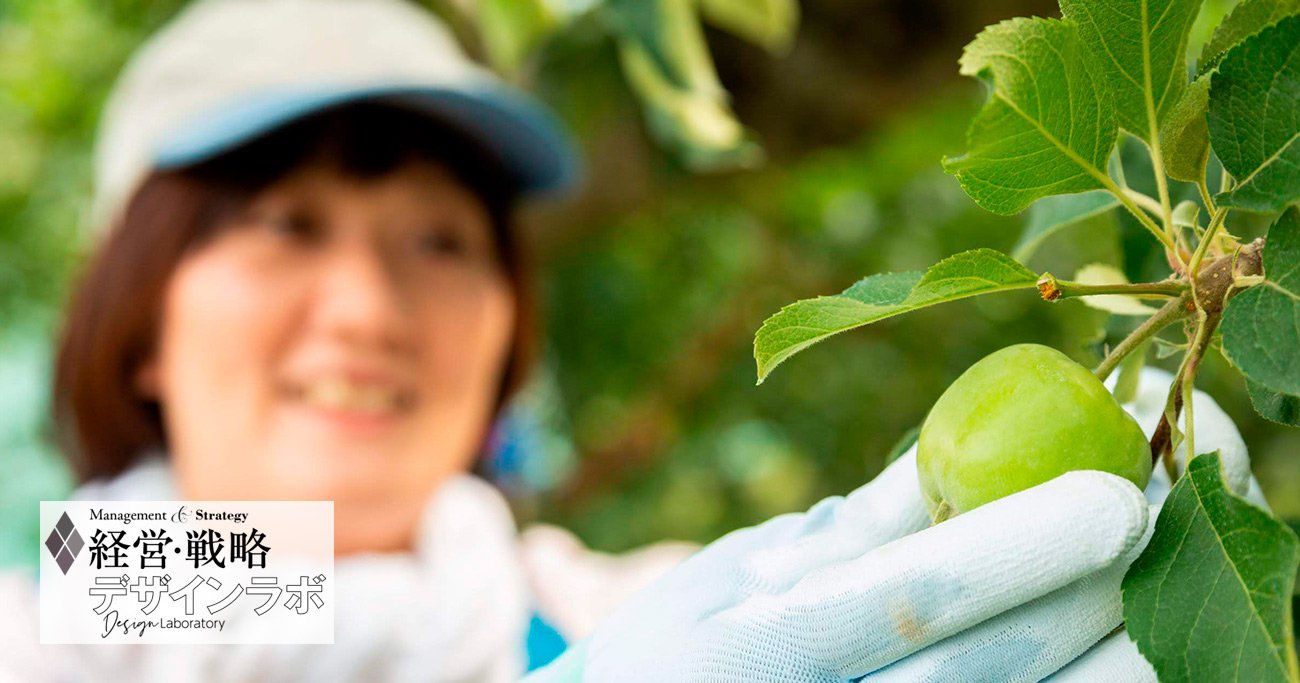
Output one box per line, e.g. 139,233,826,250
54,102,537,484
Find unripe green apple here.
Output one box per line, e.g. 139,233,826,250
917,343,1151,521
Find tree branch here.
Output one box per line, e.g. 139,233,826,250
1093,293,1194,382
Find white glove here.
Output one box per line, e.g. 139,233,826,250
527,367,1257,682
1045,629,1159,682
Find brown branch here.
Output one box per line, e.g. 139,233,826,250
1148,238,1266,472
1193,237,1264,315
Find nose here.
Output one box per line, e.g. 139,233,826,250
311,237,414,354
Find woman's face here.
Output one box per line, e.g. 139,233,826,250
140,159,515,555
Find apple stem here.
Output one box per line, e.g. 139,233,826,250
1093,293,1194,382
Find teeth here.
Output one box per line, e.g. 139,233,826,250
300,378,401,414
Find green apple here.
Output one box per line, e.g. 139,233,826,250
917,343,1151,522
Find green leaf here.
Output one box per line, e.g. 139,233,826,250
1189,0,1247,65
699,0,799,53
1223,207,1300,395
1123,452,1300,683
1248,379,1300,427
1209,16,1300,212
606,0,759,169
943,18,1117,215
1200,0,1300,72
1173,198,1202,231
753,249,1038,382
1161,73,1212,182
618,40,757,167
1061,0,1202,143
477,0,556,77
605,0,715,91
1012,190,1119,261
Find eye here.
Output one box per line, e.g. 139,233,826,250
244,206,319,243
268,211,319,241
416,224,468,257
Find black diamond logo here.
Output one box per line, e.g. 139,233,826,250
46,512,81,575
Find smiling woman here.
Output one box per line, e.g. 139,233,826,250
54,103,536,556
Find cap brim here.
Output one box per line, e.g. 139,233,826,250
152,82,582,197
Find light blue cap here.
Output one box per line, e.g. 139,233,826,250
153,82,582,197
93,0,584,230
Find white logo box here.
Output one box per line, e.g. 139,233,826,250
40,501,334,644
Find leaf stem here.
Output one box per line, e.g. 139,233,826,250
1147,141,1177,244
1102,177,1179,253
1123,188,1165,217
1187,207,1228,279
1196,177,1218,216
1038,273,1188,301
1093,293,1194,382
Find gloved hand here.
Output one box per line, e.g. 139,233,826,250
527,367,1258,682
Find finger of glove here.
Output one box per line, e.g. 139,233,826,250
738,446,929,595
1113,367,1250,498
861,503,1156,682
689,471,1148,681
1042,630,1156,682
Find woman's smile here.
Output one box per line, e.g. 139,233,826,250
281,371,418,435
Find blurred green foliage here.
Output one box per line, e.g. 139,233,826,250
2,0,1297,572
0,0,188,570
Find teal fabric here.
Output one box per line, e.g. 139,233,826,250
525,610,568,672
523,638,587,681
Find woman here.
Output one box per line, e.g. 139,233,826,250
0,0,1259,681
